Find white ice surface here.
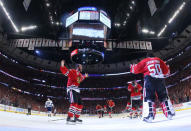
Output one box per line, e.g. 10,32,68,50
0,110,191,131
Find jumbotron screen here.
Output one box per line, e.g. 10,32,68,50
72,23,105,40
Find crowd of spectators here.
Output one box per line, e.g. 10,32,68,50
0,84,128,114
0,85,45,111
0,50,191,115
168,80,191,104
166,58,191,104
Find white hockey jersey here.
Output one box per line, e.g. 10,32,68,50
45,100,54,108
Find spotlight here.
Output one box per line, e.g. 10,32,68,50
142,29,149,33
157,25,167,37
149,31,155,35
21,25,37,32
35,50,40,54
123,21,127,26
0,0,19,32
46,3,50,7
114,23,121,27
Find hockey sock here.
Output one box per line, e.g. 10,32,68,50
109,112,112,117
75,105,83,118
68,103,77,118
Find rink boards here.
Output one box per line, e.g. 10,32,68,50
0,101,191,117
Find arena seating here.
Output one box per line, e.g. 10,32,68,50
0,49,191,114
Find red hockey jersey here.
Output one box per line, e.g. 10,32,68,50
103,105,107,112
128,84,142,97
130,57,169,78
60,66,85,88
108,100,115,108
96,105,102,111
126,102,131,110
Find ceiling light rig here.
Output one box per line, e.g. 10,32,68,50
168,2,186,24
157,25,167,37
123,21,127,26
131,1,135,5
50,21,62,26
120,1,135,27
114,23,121,27
46,3,50,7
0,0,19,32
45,1,55,25
157,2,186,37
21,25,37,32
142,28,155,35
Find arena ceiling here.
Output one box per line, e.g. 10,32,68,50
0,0,189,38
0,0,191,70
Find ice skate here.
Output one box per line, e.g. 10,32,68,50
75,117,82,124
167,111,175,120
143,113,154,123
66,116,76,125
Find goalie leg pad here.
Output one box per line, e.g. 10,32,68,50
160,99,175,119
142,100,156,122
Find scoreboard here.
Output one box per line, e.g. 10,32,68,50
79,11,99,20
66,7,111,28
66,12,78,28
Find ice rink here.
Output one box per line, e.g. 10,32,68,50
0,110,191,131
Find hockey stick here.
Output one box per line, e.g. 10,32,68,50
49,118,65,121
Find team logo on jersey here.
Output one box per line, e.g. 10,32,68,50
77,76,81,84
134,87,139,93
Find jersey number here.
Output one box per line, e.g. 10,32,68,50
148,64,162,76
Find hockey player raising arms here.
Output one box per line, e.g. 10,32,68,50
60,60,88,124
130,53,175,122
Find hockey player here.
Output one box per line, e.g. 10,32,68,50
138,105,143,118
53,108,57,116
26,103,32,115
130,52,175,122
123,102,132,118
60,60,88,124
45,98,54,117
129,107,138,119
128,81,143,110
103,105,107,117
96,104,103,118
107,100,115,118
125,102,131,112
